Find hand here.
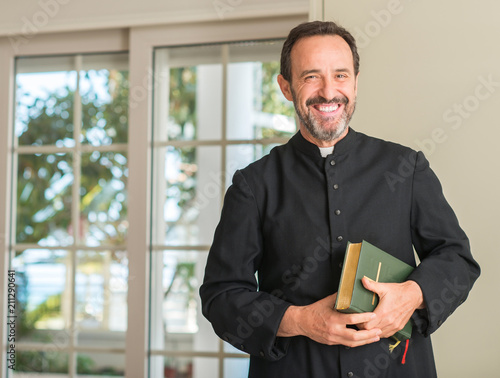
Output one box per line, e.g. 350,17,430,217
358,277,424,338
277,293,382,347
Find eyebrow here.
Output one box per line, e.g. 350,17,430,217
299,69,321,77
334,68,351,74
299,68,352,77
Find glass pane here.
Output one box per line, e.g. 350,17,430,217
81,151,128,246
80,67,129,146
12,250,69,343
226,42,297,140
75,251,128,334
154,45,223,142
150,251,218,353
224,358,250,378
223,341,247,355
149,356,218,378
16,153,73,246
16,70,77,146
14,351,68,375
225,144,282,190
154,146,221,246
77,352,125,376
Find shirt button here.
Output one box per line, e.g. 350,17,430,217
335,209,341,215
347,373,354,378
330,160,336,166
259,351,265,357
337,236,343,242
333,184,339,190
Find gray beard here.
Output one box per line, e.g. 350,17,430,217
297,105,351,142
291,91,356,142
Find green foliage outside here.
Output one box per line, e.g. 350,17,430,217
14,67,129,374
16,351,123,375
164,60,295,302
165,61,295,234
261,61,295,118
16,69,129,246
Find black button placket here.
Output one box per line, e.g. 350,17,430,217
325,155,344,250
325,152,355,376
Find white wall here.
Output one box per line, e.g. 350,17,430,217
320,0,499,376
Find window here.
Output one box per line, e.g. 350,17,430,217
11,53,129,376
1,15,306,378
149,40,296,377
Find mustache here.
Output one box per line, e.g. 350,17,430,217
306,96,348,107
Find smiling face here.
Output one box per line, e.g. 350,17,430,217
278,35,359,147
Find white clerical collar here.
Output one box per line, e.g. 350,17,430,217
318,145,334,158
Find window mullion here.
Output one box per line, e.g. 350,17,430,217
72,55,83,247
220,44,229,207
69,54,83,378
218,43,230,378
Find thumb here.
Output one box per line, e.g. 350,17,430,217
362,276,382,294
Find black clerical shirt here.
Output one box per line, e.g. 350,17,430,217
200,128,480,378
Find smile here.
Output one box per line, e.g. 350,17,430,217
315,104,339,112
312,103,342,115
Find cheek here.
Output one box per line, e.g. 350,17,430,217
295,87,315,104
347,81,358,97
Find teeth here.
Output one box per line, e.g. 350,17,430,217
317,104,339,112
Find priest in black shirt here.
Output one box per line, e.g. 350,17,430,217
200,21,480,378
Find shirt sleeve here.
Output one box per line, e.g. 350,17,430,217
199,170,292,360
407,151,480,336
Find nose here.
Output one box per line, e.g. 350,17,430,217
318,76,339,101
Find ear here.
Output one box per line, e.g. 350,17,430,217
277,74,293,102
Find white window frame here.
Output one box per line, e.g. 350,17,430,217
0,14,307,378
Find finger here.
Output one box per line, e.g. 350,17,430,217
359,317,380,331
362,276,379,293
356,310,382,330
342,311,377,325
338,327,382,347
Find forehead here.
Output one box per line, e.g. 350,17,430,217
290,35,354,75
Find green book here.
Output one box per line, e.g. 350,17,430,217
334,240,414,341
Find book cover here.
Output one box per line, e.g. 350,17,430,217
335,240,414,340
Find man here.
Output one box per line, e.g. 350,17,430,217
200,21,480,377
